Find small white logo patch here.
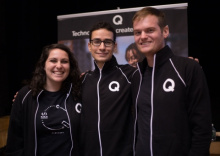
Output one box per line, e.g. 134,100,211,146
75,103,82,113
163,78,175,92
109,81,120,92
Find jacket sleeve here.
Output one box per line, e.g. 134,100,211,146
5,87,28,156
186,62,212,156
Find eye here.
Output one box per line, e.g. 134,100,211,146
50,59,57,63
105,40,112,44
134,31,141,36
61,60,69,64
93,39,101,44
147,28,154,33
104,40,114,46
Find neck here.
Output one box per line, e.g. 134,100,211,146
96,61,104,69
145,55,154,67
44,82,62,92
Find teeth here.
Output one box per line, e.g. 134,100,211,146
142,42,150,45
53,72,63,75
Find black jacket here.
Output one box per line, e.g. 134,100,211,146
132,45,212,156
80,55,137,156
6,84,81,156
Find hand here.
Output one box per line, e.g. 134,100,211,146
12,92,18,102
188,56,199,63
80,70,89,78
80,72,85,78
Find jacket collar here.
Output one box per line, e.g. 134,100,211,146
94,55,118,73
137,45,173,73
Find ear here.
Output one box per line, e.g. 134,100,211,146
88,42,92,52
163,25,169,39
114,42,117,52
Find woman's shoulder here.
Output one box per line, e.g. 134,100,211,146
15,85,32,101
19,85,31,94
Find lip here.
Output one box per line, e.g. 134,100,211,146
141,41,151,45
97,52,108,56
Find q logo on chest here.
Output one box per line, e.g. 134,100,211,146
109,81,120,92
163,78,175,92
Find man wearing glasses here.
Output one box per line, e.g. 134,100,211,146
80,21,136,156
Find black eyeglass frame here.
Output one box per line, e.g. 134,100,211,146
90,39,115,47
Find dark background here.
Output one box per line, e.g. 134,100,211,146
0,0,219,130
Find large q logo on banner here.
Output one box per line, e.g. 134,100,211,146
113,15,123,25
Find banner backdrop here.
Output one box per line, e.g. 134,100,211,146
57,3,188,73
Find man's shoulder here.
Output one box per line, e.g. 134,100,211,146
171,55,201,69
118,64,138,76
118,64,136,70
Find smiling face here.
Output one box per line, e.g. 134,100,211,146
88,28,117,69
133,14,169,57
126,49,139,67
44,48,70,89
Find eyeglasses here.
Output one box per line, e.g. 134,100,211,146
90,39,115,47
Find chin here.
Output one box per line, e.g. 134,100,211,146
54,78,66,82
98,57,110,62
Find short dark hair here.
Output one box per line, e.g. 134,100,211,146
89,21,116,42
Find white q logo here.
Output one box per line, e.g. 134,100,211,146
113,15,123,25
109,81,120,92
163,78,175,92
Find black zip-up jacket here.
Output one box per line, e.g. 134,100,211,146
80,55,137,156
131,45,212,156
6,84,81,156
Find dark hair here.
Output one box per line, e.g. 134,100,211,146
125,42,145,62
132,7,167,30
89,21,116,42
29,43,81,99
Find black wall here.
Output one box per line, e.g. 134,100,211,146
1,0,219,130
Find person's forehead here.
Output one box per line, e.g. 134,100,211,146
91,29,114,39
133,15,159,29
127,50,134,56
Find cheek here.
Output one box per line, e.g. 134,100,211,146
44,62,49,70
88,46,96,55
44,64,51,71
66,65,70,72
134,37,140,44
44,67,51,75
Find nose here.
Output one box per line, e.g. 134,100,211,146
100,42,105,47
140,31,147,38
56,62,62,68
128,59,133,64
99,42,105,48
